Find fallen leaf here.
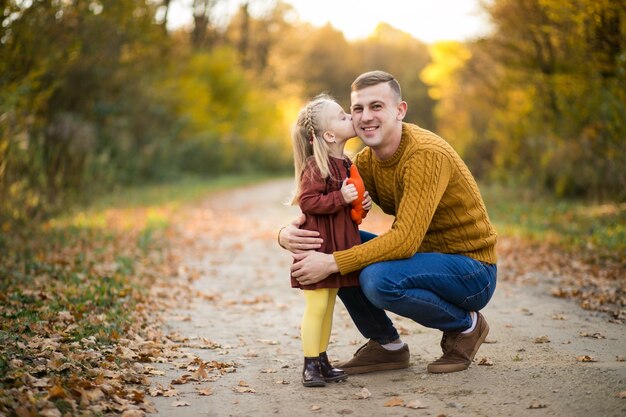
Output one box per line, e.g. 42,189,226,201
232,386,256,393
405,399,427,409
39,409,61,417
478,357,494,366
528,401,547,409
576,355,597,362
533,335,550,344
310,405,322,411
579,332,606,339
617,391,626,399
193,361,209,380
261,368,277,373
148,370,166,376
257,339,279,345
46,385,66,400
353,388,371,399
163,389,179,397
384,397,404,407
275,379,289,385
121,410,145,417
197,387,213,396
171,400,190,407
616,356,626,362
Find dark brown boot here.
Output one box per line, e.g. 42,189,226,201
427,312,490,373
319,352,348,382
302,357,326,387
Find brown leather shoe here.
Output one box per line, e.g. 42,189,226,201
334,340,410,375
427,312,490,373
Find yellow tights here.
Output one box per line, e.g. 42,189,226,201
301,288,339,357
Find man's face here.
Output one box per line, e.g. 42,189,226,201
350,82,405,149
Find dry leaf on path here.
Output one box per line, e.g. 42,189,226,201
197,387,213,396
193,361,209,380
40,409,62,417
405,399,427,409
528,401,547,409
121,410,145,417
257,339,279,345
233,386,256,393
533,335,550,344
617,391,626,399
171,400,190,407
163,389,179,397
310,405,322,411
353,388,371,399
576,355,597,362
579,332,606,339
478,357,494,366
384,397,404,407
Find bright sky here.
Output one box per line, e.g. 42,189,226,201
167,0,491,44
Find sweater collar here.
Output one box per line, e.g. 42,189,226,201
374,123,410,168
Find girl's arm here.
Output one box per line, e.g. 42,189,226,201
298,166,350,215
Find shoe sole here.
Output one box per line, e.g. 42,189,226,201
302,381,326,387
427,320,490,374
340,361,410,375
324,374,349,382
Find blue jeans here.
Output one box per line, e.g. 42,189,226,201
337,231,497,342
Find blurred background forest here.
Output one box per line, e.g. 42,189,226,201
1,0,625,225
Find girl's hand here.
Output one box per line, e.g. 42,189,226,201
362,191,372,211
341,178,358,204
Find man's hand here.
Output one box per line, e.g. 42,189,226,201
278,214,323,253
291,251,339,286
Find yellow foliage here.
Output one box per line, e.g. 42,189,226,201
421,41,471,100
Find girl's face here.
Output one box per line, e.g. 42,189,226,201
322,101,356,144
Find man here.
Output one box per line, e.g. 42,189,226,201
279,70,497,374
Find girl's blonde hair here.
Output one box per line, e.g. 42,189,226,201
291,94,336,205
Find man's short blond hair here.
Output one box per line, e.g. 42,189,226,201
351,70,402,99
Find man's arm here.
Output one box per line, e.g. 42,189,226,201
277,214,323,253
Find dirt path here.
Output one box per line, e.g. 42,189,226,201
148,179,625,417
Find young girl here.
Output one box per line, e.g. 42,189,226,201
290,94,367,387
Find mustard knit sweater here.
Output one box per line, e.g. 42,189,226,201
333,123,498,275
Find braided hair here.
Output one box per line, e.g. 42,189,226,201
291,93,335,205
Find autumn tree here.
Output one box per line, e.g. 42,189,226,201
481,0,625,198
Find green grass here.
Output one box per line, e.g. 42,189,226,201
86,174,275,211
481,183,625,261
0,174,275,366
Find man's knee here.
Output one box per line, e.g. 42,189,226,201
360,264,395,308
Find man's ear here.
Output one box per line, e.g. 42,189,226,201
396,101,408,121
322,131,336,143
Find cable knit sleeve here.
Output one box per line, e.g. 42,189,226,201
299,162,349,215
333,150,452,275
